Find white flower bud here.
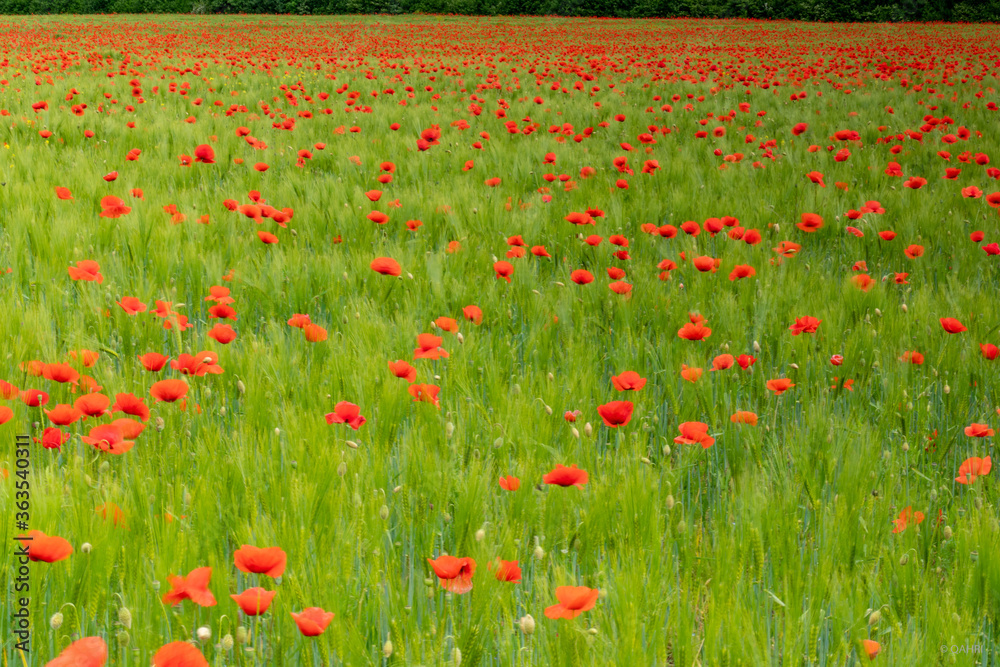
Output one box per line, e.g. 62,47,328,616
446,422,455,438
237,380,246,395
519,615,536,635
379,505,389,520
221,634,234,651
665,495,675,510
475,528,485,542
584,422,593,438
383,640,393,658
118,607,132,629
533,545,545,560
571,427,580,439
457,332,464,344
197,626,212,644
50,613,64,630
81,542,92,554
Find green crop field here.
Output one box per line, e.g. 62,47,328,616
1,14,1000,666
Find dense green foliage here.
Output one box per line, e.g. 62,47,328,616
1,0,999,21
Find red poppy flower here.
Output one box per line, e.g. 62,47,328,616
16,530,73,563
81,424,134,454
675,421,715,448
427,555,476,593
414,333,448,360
68,260,104,283
955,456,991,484
231,587,277,616
597,400,633,427
981,344,1000,360
290,607,335,636
788,316,821,335
54,186,74,200
892,506,925,534
940,317,966,333
571,269,594,285
371,257,401,276
965,423,995,438
730,411,758,425
493,559,522,583
207,324,237,344
797,213,824,232
234,544,287,578
162,566,217,607
150,379,189,403
677,322,711,341
766,378,795,395
388,360,417,382
152,642,209,667
462,305,483,325
543,464,589,487
544,586,599,619
46,636,108,667
494,261,514,282
303,324,328,342
36,427,70,450
711,354,735,371
611,371,646,391
139,353,170,372
499,475,520,491
408,383,441,409
325,401,366,430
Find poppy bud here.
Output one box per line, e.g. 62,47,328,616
875,308,882,318
452,648,462,665
901,303,907,313
222,634,234,651
753,340,761,353
236,626,249,644
380,505,389,520
663,444,671,456
868,610,880,625
641,456,652,465
50,612,64,629
383,640,393,658
151,580,159,591
789,363,799,370
117,630,130,647
99,461,110,474
533,545,545,560
237,380,246,394
943,526,953,539
519,614,536,635
84,474,93,485
337,462,347,476
900,553,909,566
544,404,552,415
347,440,359,449
773,224,779,233
184,490,192,505
197,627,212,644
588,628,599,635
394,485,402,493
493,437,503,448
220,407,226,416
944,384,951,394
571,427,580,439
584,422,593,437
446,422,455,438
677,520,687,533
457,333,464,344
155,416,165,432
81,542,92,554
118,607,132,629
475,528,485,541
512,384,521,395
902,440,910,451
665,495,675,510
